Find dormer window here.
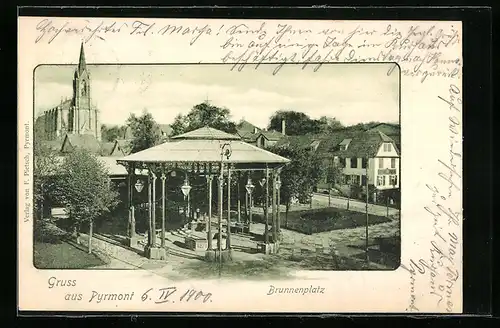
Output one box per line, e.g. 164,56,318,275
383,143,392,152
339,138,352,151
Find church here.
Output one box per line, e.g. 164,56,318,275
36,43,101,143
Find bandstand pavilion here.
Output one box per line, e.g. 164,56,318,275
117,126,290,261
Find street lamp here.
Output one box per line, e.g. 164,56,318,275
259,174,270,244
134,179,145,193
245,178,255,227
181,175,192,224
181,176,192,199
275,177,282,240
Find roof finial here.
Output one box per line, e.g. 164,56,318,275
204,92,211,104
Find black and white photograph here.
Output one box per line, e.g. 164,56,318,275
33,43,401,278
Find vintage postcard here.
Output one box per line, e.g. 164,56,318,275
18,16,462,313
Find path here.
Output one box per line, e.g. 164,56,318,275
250,194,399,217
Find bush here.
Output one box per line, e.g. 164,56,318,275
257,207,392,235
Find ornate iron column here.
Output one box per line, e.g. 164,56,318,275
265,166,270,244
272,170,277,244
276,173,282,240
206,174,213,251
160,172,166,248
226,167,232,250
151,171,157,247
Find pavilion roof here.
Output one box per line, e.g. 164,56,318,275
171,126,241,140
118,127,290,165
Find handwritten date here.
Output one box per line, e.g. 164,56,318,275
141,287,212,304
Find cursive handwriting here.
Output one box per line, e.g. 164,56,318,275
437,84,463,198
140,287,213,304
33,19,461,83
412,86,462,312
35,19,128,44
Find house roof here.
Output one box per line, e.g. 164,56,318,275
119,127,290,165
115,139,132,152
259,130,285,141
237,120,261,133
158,124,173,136
171,126,241,141
333,130,399,158
339,138,352,146
366,122,400,131
237,131,260,142
275,134,318,149
275,130,399,158
98,156,128,175
100,142,115,156
61,134,102,154
48,156,128,176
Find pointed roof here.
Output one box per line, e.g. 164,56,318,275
61,134,101,154
259,130,285,141
78,42,87,74
171,126,241,141
118,138,290,165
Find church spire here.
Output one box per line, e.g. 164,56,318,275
78,42,86,74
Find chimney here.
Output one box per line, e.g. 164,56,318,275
281,119,286,135
254,127,258,134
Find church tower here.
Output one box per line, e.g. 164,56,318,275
69,43,101,141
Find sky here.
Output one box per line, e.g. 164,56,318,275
34,63,400,129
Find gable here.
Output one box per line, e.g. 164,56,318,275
60,135,74,153
367,123,400,136
375,141,399,157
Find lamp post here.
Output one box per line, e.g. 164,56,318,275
181,174,192,226
275,176,282,241
218,143,232,268
159,170,176,249
245,177,255,230
260,174,269,244
365,162,369,264
129,177,144,244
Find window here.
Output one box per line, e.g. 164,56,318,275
379,158,384,168
351,175,360,185
391,158,396,169
390,175,398,186
361,175,367,185
383,143,392,152
362,158,368,169
351,157,358,168
377,176,385,186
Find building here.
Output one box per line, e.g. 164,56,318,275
365,122,401,151
35,43,101,142
236,119,262,145
255,130,286,148
275,128,400,198
333,130,400,192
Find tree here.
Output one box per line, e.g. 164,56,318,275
318,116,344,134
53,149,119,253
33,138,61,231
101,124,128,142
126,110,162,153
268,110,322,135
268,144,325,226
325,158,344,206
171,102,237,136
